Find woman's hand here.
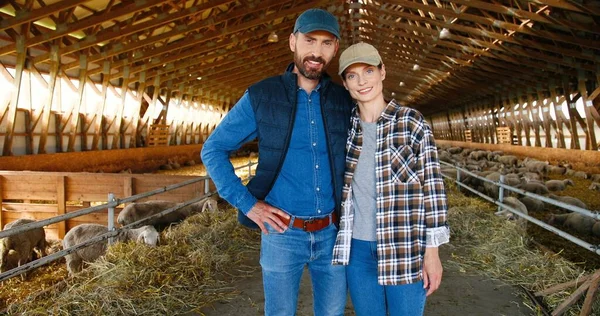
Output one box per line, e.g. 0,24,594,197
423,247,443,296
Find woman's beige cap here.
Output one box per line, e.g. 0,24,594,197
338,42,382,75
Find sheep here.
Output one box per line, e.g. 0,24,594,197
518,196,545,212
516,182,550,195
564,168,587,179
496,155,518,167
468,150,488,161
62,224,159,276
438,150,453,163
590,174,600,182
523,160,548,176
547,166,566,175
184,160,196,166
497,197,528,232
548,194,587,210
0,219,47,274
461,148,475,157
487,150,503,162
447,147,463,154
521,172,544,182
589,182,600,191
547,213,600,237
117,197,218,227
545,179,574,192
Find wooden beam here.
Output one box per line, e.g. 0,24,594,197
0,0,166,57
32,0,236,64
91,61,110,151
37,45,60,154
67,54,87,152
111,66,129,149
387,0,600,49
2,35,26,156
0,0,89,33
63,0,286,72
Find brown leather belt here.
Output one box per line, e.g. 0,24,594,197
276,212,338,232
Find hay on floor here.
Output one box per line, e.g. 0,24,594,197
444,180,597,315
5,209,259,315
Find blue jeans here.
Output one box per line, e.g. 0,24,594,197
347,239,426,316
260,219,346,316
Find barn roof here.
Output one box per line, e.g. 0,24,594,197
1,0,599,116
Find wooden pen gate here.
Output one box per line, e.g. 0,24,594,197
0,171,215,240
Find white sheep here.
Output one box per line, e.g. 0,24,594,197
589,182,600,191
496,197,528,232
548,194,587,210
0,219,47,274
62,224,159,276
590,174,600,182
516,182,550,195
547,166,566,175
518,196,545,212
117,197,218,227
545,179,574,192
547,213,600,237
496,155,518,167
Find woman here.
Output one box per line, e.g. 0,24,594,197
331,42,450,316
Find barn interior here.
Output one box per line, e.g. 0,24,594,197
1,0,600,314
0,0,599,160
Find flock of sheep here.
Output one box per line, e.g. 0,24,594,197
438,146,600,238
0,197,218,278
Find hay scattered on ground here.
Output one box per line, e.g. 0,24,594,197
5,209,260,315
444,180,598,315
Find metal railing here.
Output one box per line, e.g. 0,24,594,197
0,160,258,282
440,161,600,256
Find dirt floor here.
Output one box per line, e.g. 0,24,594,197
197,245,532,316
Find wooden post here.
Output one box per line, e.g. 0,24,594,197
56,176,66,239
578,75,600,151
2,35,26,156
111,66,130,149
124,176,133,199
92,61,110,150
38,45,61,154
67,54,87,152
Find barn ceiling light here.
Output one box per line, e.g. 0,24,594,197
267,31,279,43
439,28,451,39
412,64,420,71
399,81,405,87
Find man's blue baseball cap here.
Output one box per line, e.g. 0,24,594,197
293,8,340,39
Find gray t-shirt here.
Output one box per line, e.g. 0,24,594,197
351,121,377,241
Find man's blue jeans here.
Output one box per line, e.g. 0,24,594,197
347,238,426,316
260,219,346,316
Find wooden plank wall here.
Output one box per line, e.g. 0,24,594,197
0,171,215,241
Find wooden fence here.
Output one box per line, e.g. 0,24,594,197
0,171,215,240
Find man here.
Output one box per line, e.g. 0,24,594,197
201,8,352,316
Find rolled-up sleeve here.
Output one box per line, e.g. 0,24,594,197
200,91,258,214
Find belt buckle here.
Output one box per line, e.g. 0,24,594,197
303,218,315,230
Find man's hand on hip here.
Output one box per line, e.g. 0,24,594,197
247,201,290,234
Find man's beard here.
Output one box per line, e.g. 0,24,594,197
294,53,329,80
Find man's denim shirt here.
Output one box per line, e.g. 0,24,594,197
201,86,334,217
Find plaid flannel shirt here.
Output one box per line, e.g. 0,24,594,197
332,100,450,285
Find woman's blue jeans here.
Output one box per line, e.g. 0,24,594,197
347,238,426,316
260,221,346,316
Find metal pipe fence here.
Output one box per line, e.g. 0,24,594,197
440,161,600,256
0,161,257,282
